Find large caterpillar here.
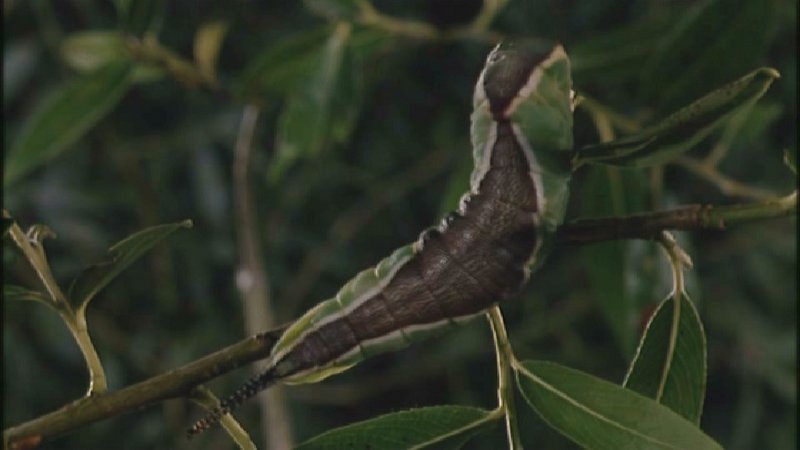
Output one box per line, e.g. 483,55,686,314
189,41,573,435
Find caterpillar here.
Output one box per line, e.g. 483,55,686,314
189,41,574,436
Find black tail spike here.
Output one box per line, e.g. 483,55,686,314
187,368,278,437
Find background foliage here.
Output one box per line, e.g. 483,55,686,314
3,0,796,449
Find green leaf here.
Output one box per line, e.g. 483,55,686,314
60,31,129,73
67,219,192,312
294,406,498,450
784,148,797,175
640,0,778,113
234,27,332,98
515,360,722,450
270,23,352,181
575,67,779,168
303,0,364,20
3,284,51,305
570,13,675,86
4,61,134,186
624,293,707,424
578,166,649,356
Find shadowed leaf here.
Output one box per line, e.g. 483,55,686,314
68,220,193,312
624,292,707,423
295,406,498,450
575,67,779,168
4,61,134,186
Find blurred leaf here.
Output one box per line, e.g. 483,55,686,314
575,67,779,168
784,148,797,175
623,292,707,424
3,284,51,305
4,61,134,186
271,23,352,181
578,167,648,356
193,21,228,80
640,0,778,113
67,219,193,312
235,26,388,100
570,14,675,86
115,0,165,36
235,26,331,98
294,406,498,450
303,0,364,21
327,37,363,145
515,360,722,450
61,31,129,72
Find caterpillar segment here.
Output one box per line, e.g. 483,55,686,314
188,41,573,436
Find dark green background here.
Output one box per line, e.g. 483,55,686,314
3,0,796,448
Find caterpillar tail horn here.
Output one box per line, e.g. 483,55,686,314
186,367,278,437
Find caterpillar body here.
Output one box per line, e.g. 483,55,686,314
189,41,573,435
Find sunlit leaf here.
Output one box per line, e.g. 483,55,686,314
68,220,193,312
60,31,129,73
574,67,779,168
4,61,134,186
295,406,498,450
624,292,707,423
640,0,777,113
515,360,722,450
193,21,228,80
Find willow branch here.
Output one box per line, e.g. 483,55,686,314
558,191,796,244
3,328,285,449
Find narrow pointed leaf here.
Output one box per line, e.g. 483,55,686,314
575,67,779,168
294,406,498,450
4,61,134,186
3,285,52,306
624,293,707,424
68,220,193,311
515,360,722,450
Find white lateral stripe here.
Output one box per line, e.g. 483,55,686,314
469,121,498,194
502,45,567,118
270,252,413,364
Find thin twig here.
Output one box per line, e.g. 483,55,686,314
232,104,293,449
558,191,797,244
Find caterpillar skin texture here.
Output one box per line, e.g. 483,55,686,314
189,42,573,435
